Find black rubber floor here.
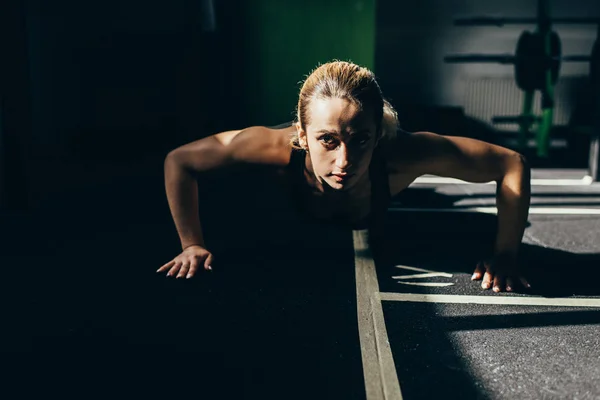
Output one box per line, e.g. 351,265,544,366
377,170,600,399
2,165,599,399
0,163,365,399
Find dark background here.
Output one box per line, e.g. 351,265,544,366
2,0,599,211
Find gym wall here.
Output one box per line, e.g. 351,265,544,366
0,0,32,211
3,0,598,211
234,0,376,127
24,0,230,162
8,0,234,208
376,0,599,106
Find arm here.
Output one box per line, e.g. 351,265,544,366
394,132,531,290
405,131,531,256
164,126,290,250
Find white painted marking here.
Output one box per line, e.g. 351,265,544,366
389,207,600,215
394,265,453,276
379,292,600,308
413,176,594,186
397,282,455,287
392,273,454,279
353,230,403,400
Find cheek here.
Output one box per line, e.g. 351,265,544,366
355,150,375,173
312,152,333,169
309,149,335,172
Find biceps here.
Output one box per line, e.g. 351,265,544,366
416,132,520,183
166,126,284,173
167,136,234,172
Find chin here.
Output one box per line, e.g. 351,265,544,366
328,176,354,191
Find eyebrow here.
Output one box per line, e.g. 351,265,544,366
316,128,371,135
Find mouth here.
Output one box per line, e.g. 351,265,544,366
331,173,354,182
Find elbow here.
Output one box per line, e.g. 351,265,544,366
515,151,529,167
496,151,530,185
507,151,530,172
164,149,187,177
165,147,190,168
515,152,530,177
165,147,182,162
164,150,177,168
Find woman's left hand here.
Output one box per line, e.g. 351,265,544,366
471,253,531,292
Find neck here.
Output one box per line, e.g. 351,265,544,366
302,152,368,198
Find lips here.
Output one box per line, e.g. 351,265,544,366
332,173,353,180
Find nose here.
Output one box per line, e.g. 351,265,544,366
335,143,352,171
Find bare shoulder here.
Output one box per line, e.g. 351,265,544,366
380,130,432,175
378,130,430,195
380,129,523,196
169,123,295,171
381,129,503,173
213,123,295,166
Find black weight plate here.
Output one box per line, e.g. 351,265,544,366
515,31,538,91
591,38,600,115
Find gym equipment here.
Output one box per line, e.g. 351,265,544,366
588,39,600,181
444,0,599,160
454,17,600,27
445,30,562,92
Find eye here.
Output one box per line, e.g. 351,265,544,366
319,134,338,147
354,135,371,145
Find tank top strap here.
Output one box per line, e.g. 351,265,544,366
366,146,391,237
287,148,309,213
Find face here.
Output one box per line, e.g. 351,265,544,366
297,97,378,192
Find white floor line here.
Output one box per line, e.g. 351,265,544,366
394,265,453,276
413,175,594,186
379,292,600,308
394,265,452,278
396,282,455,287
353,230,403,400
389,207,600,215
392,273,453,279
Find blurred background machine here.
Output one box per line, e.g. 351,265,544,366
444,0,599,178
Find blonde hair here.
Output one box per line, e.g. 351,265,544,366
290,60,399,149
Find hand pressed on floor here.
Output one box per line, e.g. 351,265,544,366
471,254,531,293
157,245,214,279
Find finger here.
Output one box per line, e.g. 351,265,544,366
520,276,532,289
204,253,214,271
493,274,506,293
167,262,182,277
481,268,494,290
157,260,175,273
505,277,515,292
472,261,485,280
187,259,199,279
176,262,190,278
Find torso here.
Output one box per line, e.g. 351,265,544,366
267,122,421,227
300,170,373,224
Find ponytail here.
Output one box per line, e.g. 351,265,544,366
380,99,399,140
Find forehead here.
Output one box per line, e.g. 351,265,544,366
308,97,373,132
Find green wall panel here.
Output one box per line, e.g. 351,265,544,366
239,0,376,126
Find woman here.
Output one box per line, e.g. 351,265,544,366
157,60,531,293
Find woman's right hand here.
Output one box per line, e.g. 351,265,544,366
156,245,214,279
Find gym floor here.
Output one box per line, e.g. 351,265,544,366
373,169,600,399
1,163,599,399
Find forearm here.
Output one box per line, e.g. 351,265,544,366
494,155,531,256
164,154,206,250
